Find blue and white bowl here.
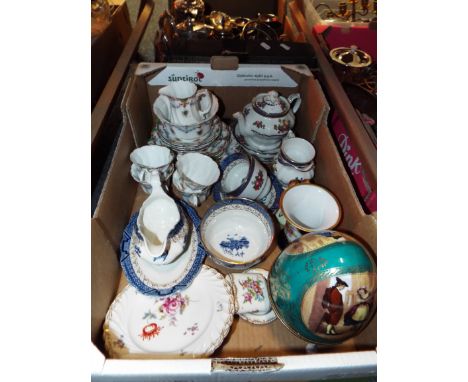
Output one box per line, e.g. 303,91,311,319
200,199,275,270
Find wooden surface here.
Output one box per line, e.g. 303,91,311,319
92,0,155,150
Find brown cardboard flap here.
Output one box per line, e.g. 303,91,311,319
91,218,121,344
210,56,239,70
313,119,376,254
93,121,137,250
296,76,330,143
122,71,155,148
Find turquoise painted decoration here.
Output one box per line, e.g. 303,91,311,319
269,230,376,345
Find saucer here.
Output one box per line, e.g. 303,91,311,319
104,265,235,358
233,123,279,164
149,119,231,164
120,201,207,297
212,172,283,213
155,115,223,151
238,268,277,325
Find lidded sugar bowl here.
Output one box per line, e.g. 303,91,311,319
269,230,376,345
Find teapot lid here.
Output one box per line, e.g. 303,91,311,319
329,45,372,68
252,91,289,117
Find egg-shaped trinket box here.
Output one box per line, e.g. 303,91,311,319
269,230,376,345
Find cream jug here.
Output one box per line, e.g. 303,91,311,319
136,173,191,265
155,80,213,126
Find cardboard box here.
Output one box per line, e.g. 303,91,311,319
91,62,377,380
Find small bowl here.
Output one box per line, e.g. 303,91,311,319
200,199,275,270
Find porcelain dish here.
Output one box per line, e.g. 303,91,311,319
200,199,275,270
104,265,235,358
120,202,207,297
238,268,277,325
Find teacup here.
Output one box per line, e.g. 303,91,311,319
273,137,315,188
176,152,220,191
130,145,175,193
279,180,341,243
226,272,271,315
220,153,272,202
172,153,220,207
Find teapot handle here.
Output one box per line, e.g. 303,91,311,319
196,89,212,117
287,93,302,114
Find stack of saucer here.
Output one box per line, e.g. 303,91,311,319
150,81,237,163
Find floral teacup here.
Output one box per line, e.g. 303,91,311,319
226,272,271,315
130,145,175,193
220,153,272,201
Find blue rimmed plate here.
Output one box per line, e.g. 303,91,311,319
120,201,207,297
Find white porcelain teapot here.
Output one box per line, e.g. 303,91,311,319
154,80,213,126
233,90,301,153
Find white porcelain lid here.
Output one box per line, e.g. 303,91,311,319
252,91,290,117
104,265,234,358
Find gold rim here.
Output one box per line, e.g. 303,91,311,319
200,199,275,266
278,182,342,233
103,265,235,358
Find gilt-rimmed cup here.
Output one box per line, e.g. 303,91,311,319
130,145,175,193
279,180,341,242
220,153,272,201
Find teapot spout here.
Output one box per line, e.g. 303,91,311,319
233,111,246,134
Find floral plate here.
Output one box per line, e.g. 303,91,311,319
120,201,207,297
104,265,235,358
238,268,277,325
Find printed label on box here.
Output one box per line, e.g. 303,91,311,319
148,64,298,87
331,112,377,213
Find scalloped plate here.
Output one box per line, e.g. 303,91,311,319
104,265,235,358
